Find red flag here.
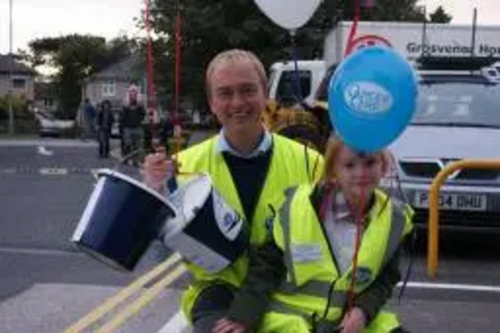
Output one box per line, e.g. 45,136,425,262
360,0,375,7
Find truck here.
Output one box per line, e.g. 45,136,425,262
265,21,500,151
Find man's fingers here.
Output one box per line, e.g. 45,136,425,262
212,319,244,333
212,320,230,333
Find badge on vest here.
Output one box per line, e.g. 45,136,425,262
348,266,373,286
291,243,323,263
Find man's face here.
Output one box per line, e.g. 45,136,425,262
129,90,138,102
208,60,267,133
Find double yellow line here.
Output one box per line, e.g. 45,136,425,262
64,253,185,333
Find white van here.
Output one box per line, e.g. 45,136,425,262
268,60,326,107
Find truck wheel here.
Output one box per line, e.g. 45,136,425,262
277,125,326,153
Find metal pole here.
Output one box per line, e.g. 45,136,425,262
421,6,427,58
8,0,15,135
471,7,477,58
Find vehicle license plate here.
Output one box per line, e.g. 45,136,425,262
414,191,487,211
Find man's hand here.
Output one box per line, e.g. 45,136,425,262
212,317,248,333
340,307,367,333
141,147,177,193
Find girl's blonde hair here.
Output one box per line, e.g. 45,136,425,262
205,49,267,97
323,135,392,183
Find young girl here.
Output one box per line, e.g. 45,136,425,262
214,135,414,333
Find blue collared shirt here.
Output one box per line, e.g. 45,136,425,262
216,129,273,159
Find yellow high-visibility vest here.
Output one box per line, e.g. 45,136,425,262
265,185,413,332
177,134,324,321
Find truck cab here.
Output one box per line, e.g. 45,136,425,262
268,60,326,107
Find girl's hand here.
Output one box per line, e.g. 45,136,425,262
212,317,247,333
141,147,176,193
340,307,367,333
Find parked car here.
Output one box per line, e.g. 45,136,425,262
34,110,76,137
387,57,500,232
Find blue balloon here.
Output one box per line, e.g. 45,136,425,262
328,46,418,153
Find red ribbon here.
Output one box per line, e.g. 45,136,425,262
173,1,182,127
145,0,157,139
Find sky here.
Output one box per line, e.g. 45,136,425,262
0,0,498,54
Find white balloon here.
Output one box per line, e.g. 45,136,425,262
254,0,322,30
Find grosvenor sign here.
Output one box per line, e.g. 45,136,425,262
407,42,500,56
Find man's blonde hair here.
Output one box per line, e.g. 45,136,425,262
205,49,267,96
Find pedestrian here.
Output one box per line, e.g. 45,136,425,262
79,98,96,140
120,86,146,165
213,135,415,333
96,99,114,158
142,49,324,333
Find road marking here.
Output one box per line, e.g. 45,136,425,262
0,168,16,174
397,281,500,293
39,168,69,175
0,246,84,257
157,310,188,333
37,146,54,156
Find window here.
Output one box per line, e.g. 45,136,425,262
102,79,116,97
12,78,26,88
276,70,312,105
44,98,54,107
414,81,500,127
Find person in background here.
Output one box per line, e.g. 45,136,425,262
78,98,96,140
142,49,324,333
214,135,414,333
120,86,146,165
96,99,114,158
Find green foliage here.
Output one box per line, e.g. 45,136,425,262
428,6,453,23
0,94,37,134
147,0,447,110
0,94,30,119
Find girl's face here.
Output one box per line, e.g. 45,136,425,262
334,145,387,204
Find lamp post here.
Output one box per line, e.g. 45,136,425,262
8,0,15,135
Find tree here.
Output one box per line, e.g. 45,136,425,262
22,35,137,118
429,5,452,23
146,0,432,110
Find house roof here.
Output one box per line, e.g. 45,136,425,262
88,56,145,81
0,54,34,75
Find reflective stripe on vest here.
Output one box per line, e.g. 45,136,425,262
280,186,298,286
179,135,325,321
277,189,407,308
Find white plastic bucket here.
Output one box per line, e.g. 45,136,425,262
162,174,250,273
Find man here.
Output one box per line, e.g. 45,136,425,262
96,100,114,158
79,98,96,140
142,49,324,332
120,86,146,165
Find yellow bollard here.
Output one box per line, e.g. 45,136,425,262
428,159,500,278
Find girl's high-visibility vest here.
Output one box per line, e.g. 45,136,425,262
267,185,413,332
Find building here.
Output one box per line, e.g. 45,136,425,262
84,56,145,108
0,54,35,100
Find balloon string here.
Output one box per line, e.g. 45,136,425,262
346,166,366,314
290,31,304,106
344,0,361,57
346,2,363,310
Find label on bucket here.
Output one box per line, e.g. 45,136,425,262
212,188,244,241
